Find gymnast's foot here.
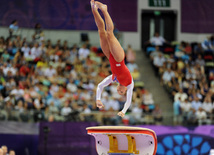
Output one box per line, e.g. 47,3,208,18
95,1,108,12
90,0,98,11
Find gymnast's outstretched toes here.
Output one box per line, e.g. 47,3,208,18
95,1,108,12
90,0,98,11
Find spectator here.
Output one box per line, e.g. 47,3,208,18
143,89,154,105
61,102,72,117
150,46,162,61
9,20,20,38
1,145,8,155
202,97,213,118
0,148,3,155
191,97,202,111
44,65,57,77
200,83,209,97
173,97,182,125
32,23,44,42
143,105,153,124
174,88,188,102
180,98,192,115
195,54,205,66
113,23,120,40
9,150,15,155
180,98,192,125
47,93,61,108
1,50,10,63
21,43,30,58
66,79,77,93
146,32,167,46
19,63,30,76
152,104,163,125
187,108,198,125
196,107,207,125
166,54,175,65
126,45,136,63
126,61,138,73
31,42,42,60
131,68,141,81
129,102,142,125
153,53,165,76
78,44,90,60
105,97,120,112
162,66,175,84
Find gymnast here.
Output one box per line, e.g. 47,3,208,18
91,0,134,117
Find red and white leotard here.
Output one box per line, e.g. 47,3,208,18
109,53,132,86
96,53,134,114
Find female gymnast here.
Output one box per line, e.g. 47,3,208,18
91,0,134,117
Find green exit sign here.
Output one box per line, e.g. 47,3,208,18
149,0,170,7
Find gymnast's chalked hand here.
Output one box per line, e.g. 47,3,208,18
96,100,104,109
117,111,125,117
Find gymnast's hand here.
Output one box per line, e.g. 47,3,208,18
96,100,104,109
117,111,125,118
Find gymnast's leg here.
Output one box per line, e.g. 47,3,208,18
91,0,110,59
95,1,125,62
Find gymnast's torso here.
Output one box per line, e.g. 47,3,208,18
109,53,132,86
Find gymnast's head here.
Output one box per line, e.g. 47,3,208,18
117,84,127,95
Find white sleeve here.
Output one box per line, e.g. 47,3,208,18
160,36,165,42
121,80,134,114
96,75,113,100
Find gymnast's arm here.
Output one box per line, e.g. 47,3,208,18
121,80,134,114
96,75,113,100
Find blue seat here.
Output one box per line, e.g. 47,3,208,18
12,48,17,55
146,47,155,54
0,85,4,90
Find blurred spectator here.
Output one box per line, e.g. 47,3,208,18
126,45,136,63
78,44,90,60
0,148,3,155
61,102,72,117
1,50,10,63
174,88,188,102
161,66,175,84
191,97,202,111
150,46,162,61
146,32,167,46
31,42,42,60
201,34,214,50
126,61,138,73
152,104,163,125
32,23,44,42
113,23,120,40
132,88,143,104
9,150,15,155
202,97,213,118
143,105,153,124
129,102,142,125
180,98,192,125
44,65,56,77
143,89,154,105
1,145,8,155
196,107,207,125
187,108,198,125
195,54,205,66
173,97,182,125
21,43,30,58
153,53,165,76
104,97,120,111
131,68,141,81
9,20,20,38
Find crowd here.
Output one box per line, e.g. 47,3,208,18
0,145,15,155
0,20,162,126
147,32,214,126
